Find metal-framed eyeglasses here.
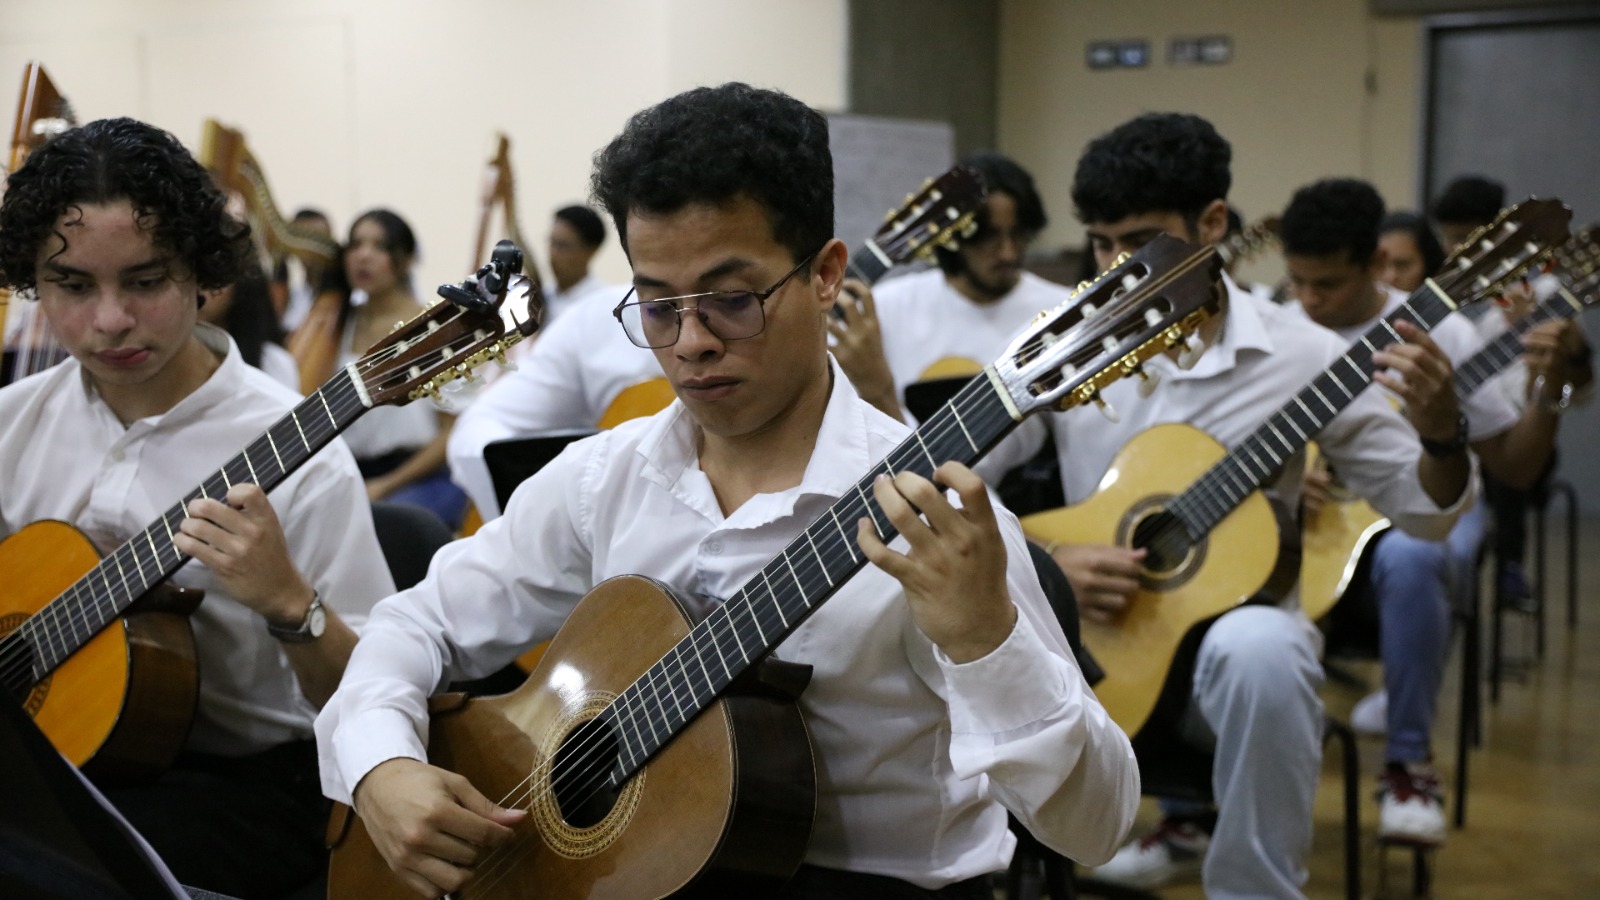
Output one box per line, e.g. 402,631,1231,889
611,249,820,349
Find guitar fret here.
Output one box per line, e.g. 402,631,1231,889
804,528,834,587
950,405,978,451
724,595,751,662
267,432,285,471
857,484,887,537
766,568,793,628
742,588,768,646
1380,320,1402,342
828,508,859,563
243,450,260,485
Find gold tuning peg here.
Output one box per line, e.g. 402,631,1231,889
1134,364,1162,398
1176,333,1205,370
1092,393,1120,423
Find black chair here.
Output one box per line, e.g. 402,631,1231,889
368,501,455,591
484,431,595,512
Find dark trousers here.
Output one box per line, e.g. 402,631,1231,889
98,740,327,900
777,865,995,899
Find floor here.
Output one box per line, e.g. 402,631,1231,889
1058,513,1600,899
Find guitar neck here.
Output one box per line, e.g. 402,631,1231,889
1454,287,1584,397
844,238,896,286
15,368,370,683
1168,284,1459,538
603,374,1018,782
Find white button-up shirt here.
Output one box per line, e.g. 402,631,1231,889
320,360,1140,883
446,285,660,518
0,324,394,755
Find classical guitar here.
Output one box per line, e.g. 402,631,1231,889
326,233,1225,899
1299,223,1600,620
594,164,990,430
0,244,541,783
1020,199,1572,736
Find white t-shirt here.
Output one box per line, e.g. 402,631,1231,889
873,269,1071,403
0,324,395,755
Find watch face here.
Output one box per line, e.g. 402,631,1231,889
307,603,327,638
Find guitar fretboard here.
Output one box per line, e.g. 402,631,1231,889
3,368,369,692
844,238,895,285
599,374,1017,783
1166,284,1459,538
1455,288,1583,397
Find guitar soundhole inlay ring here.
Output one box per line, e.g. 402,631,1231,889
531,692,645,860
1119,498,1205,592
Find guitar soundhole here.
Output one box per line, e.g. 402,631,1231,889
551,716,622,829
1131,511,1191,577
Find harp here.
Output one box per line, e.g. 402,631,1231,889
199,119,344,393
2,61,77,386
474,133,541,289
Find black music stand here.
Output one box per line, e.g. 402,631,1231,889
0,695,194,900
484,431,596,512
902,375,972,424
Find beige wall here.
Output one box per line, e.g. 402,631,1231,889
0,0,847,293
998,0,1425,279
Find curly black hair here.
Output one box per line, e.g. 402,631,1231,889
1071,113,1231,228
590,82,832,266
1380,211,1446,280
1279,177,1385,264
0,117,253,294
934,151,1048,277
1431,175,1505,227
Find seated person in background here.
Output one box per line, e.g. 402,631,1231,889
1280,177,1587,845
318,81,1138,900
272,206,335,333
1430,174,1506,252
330,209,470,529
0,117,393,899
983,113,1472,899
199,263,299,391
540,203,615,324
828,152,1070,424
1376,211,1446,295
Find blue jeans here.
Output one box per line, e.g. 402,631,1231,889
1369,501,1487,762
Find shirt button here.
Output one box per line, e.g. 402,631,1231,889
110,449,125,463
705,541,723,556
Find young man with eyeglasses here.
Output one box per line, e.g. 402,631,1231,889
830,152,1068,424
317,82,1137,900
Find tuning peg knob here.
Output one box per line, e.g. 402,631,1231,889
1092,393,1120,423
1135,365,1162,398
1176,334,1205,370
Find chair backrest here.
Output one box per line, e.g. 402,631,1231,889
483,431,594,512
369,502,455,591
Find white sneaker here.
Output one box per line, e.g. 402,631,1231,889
1083,818,1209,889
1377,764,1447,846
1352,688,1388,735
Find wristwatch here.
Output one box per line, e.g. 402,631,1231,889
268,591,326,643
1419,413,1469,458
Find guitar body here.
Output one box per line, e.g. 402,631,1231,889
596,378,677,431
328,574,816,899
1020,423,1292,735
0,521,199,783
1299,497,1388,623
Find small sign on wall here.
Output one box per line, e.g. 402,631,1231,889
1169,35,1233,65
1086,40,1150,70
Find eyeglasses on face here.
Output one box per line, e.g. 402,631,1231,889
611,249,820,349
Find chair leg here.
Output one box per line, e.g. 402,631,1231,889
1558,480,1579,630
1322,717,1361,900
1535,507,1548,658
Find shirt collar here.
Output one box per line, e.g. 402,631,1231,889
633,355,881,519
1154,273,1274,379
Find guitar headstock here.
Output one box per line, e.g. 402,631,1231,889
1551,224,1600,304
1435,198,1571,303
1217,215,1279,267
871,165,987,265
357,240,544,407
992,234,1224,418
